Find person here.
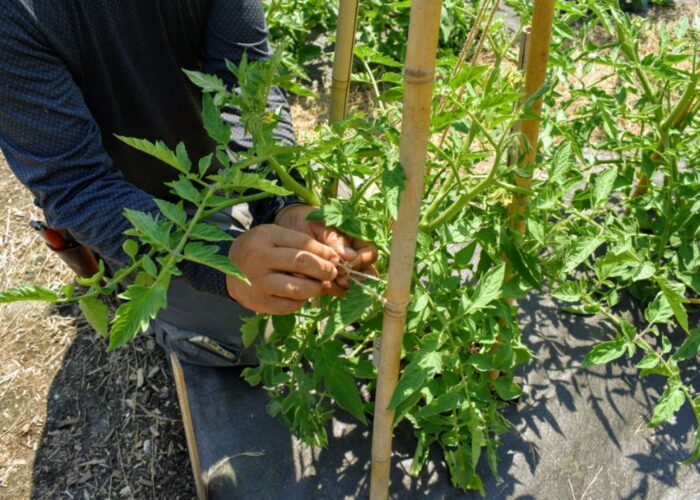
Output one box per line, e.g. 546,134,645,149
0,0,378,365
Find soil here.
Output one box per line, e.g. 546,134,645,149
0,3,698,499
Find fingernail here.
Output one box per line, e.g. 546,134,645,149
330,267,338,280
342,246,357,260
330,255,340,266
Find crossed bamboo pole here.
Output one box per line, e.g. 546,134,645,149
369,1,443,498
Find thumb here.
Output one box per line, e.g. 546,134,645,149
313,223,356,262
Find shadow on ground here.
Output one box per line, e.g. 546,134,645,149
29,293,699,499
30,302,193,499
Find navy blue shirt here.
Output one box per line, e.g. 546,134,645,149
0,0,296,297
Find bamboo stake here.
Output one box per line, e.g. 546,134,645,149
507,0,556,234
369,1,442,499
329,0,360,122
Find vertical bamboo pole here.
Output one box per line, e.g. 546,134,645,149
369,1,442,499
329,0,360,122
507,0,556,234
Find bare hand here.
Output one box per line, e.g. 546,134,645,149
226,224,340,314
274,205,379,295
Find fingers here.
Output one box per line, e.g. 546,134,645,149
310,223,356,262
268,247,338,282
263,273,324,301
347,239,378,270
322,279,346,298
271,227,340,264
262,296,307,315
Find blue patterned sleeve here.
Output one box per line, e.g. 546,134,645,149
201,0,305,225
0,2,228,297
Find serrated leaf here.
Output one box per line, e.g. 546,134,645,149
190,223,234,242
154,199,187,227
563,236,605,273
323,282,376,336
115,136,190,174
167,177,201,203
658,280,689,333
202,94,232,145
593,166,618,206
672,328,700,362
183,242,247,283
648,384,686,428
636,355,659,369
382,160,405,219
198,154,214,176
175,142,192,171
124,209,171,248
389,349,442,410
0,285,59,303
644,292,675,325
552,281,581,303
414,386,466,418
493,378,522,400
182,69,227,93
316,341,367,424
466,263,505,313
582,340,626,367
109,280,169,349
79,296,109,337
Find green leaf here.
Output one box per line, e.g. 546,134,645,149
202,94,232,145
648,384,686,428
0,285,59,303
183,242,248,283
551,281,582,303
636,355,659,369
563,236,605,273
154,199,187,227
382,160,405,219
198,154,214,177
658,280,689,333
414,386,466,418
189,223,234,242
167,177,201,203
672,328,700,362
582,340,626,367
216,170,292,196
141,255,158,277
493,378,522,400
241,315,264,348
316,341,367,424
182,69,227,93
389,350,442,410
323,282,377,336
644,292,675,325
682,397,700,464
122,239,139,259
593,166,618,206
79,296,109,337
466,263,505,313
115,136,190,174
175,142,192,172
109,280,169,349
123,209,171,248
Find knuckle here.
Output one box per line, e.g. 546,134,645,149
292,251,310,269
287,284,305,299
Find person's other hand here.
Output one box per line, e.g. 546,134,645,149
226,224,340,314
274,204,378,295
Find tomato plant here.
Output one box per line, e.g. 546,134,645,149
1,0,698,491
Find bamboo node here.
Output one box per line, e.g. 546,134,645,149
383,299,410,319
371,454,391,463
403,68,435,85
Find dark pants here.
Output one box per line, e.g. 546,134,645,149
154,204,258,367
